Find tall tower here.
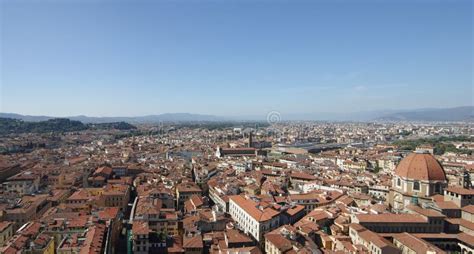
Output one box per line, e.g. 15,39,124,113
248,131,253,148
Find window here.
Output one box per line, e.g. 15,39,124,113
397,178,401,187
413,181,420,191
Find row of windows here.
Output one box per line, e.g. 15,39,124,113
230,203,258,235
396,178,420,190
447,191,474,199
366,224,441,233
396,178,443,193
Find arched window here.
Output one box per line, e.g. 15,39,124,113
397,178,401,187
413,181,420,191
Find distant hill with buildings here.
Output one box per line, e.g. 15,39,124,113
0,118,136,135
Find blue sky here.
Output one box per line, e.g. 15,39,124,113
1,0,472,117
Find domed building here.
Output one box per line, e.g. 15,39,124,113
389,152,448,211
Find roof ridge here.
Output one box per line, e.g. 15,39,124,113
405,154,416,179
422,154,430,180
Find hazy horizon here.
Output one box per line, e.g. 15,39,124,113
1,105,473,122
1,0,473,117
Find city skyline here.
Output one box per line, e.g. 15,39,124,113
1,1,473,253
1,0,473,117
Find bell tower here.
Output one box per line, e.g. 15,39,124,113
248,131,253,148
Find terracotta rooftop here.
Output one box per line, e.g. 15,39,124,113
406,205,445,218
434,200,459,210
356,213,427,223
285,205,305,216
458,233,474,248
264,234,292,252
229,195,280,222
0,221,12,232
94,166,112,176
225,229,253,244
393,233,445,254
97,207,120,221
79,224,106,254
177,183,202,193
446,186,474,195
462,205,474,214
183,235,203,249
290,171,317,181
359,230,394,249
132,221,150,236
460,218,474,231
394,153,446,181
225,246,262,254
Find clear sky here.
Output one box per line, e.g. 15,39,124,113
1,0,472,117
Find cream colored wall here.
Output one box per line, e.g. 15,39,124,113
394,240,417,254
462,211,474,222
0,225,13,246
265,239,281,254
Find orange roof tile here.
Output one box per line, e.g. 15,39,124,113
394,153,446,181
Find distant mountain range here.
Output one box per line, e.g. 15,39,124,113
1,106,472,123
0,113,225,123
374,106,474,122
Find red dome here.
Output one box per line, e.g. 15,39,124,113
394,153,446,181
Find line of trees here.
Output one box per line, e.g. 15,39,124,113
393,136,473,155
0,118,136,135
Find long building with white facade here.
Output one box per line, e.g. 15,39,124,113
228,195,281,242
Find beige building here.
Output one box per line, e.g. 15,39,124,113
352,210,444,234
389,152,447,212
392,232,445,254
3,171,40,196
0,222,13,246
349,224,400,254
176,182,202,210
264,225,317,254
4,195,51,229
444,187,474,208
462,205,474,222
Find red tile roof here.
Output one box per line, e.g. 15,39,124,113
229,195,280,222
265,234,292,252
393,233,445,253
183,235,203,249
446,186,474,195
356,213,427,223
394,153,446,181
462,205,474,214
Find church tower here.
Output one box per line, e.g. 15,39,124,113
248,131,253,148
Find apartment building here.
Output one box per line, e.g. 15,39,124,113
0,222,13,246
229,195,280,242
